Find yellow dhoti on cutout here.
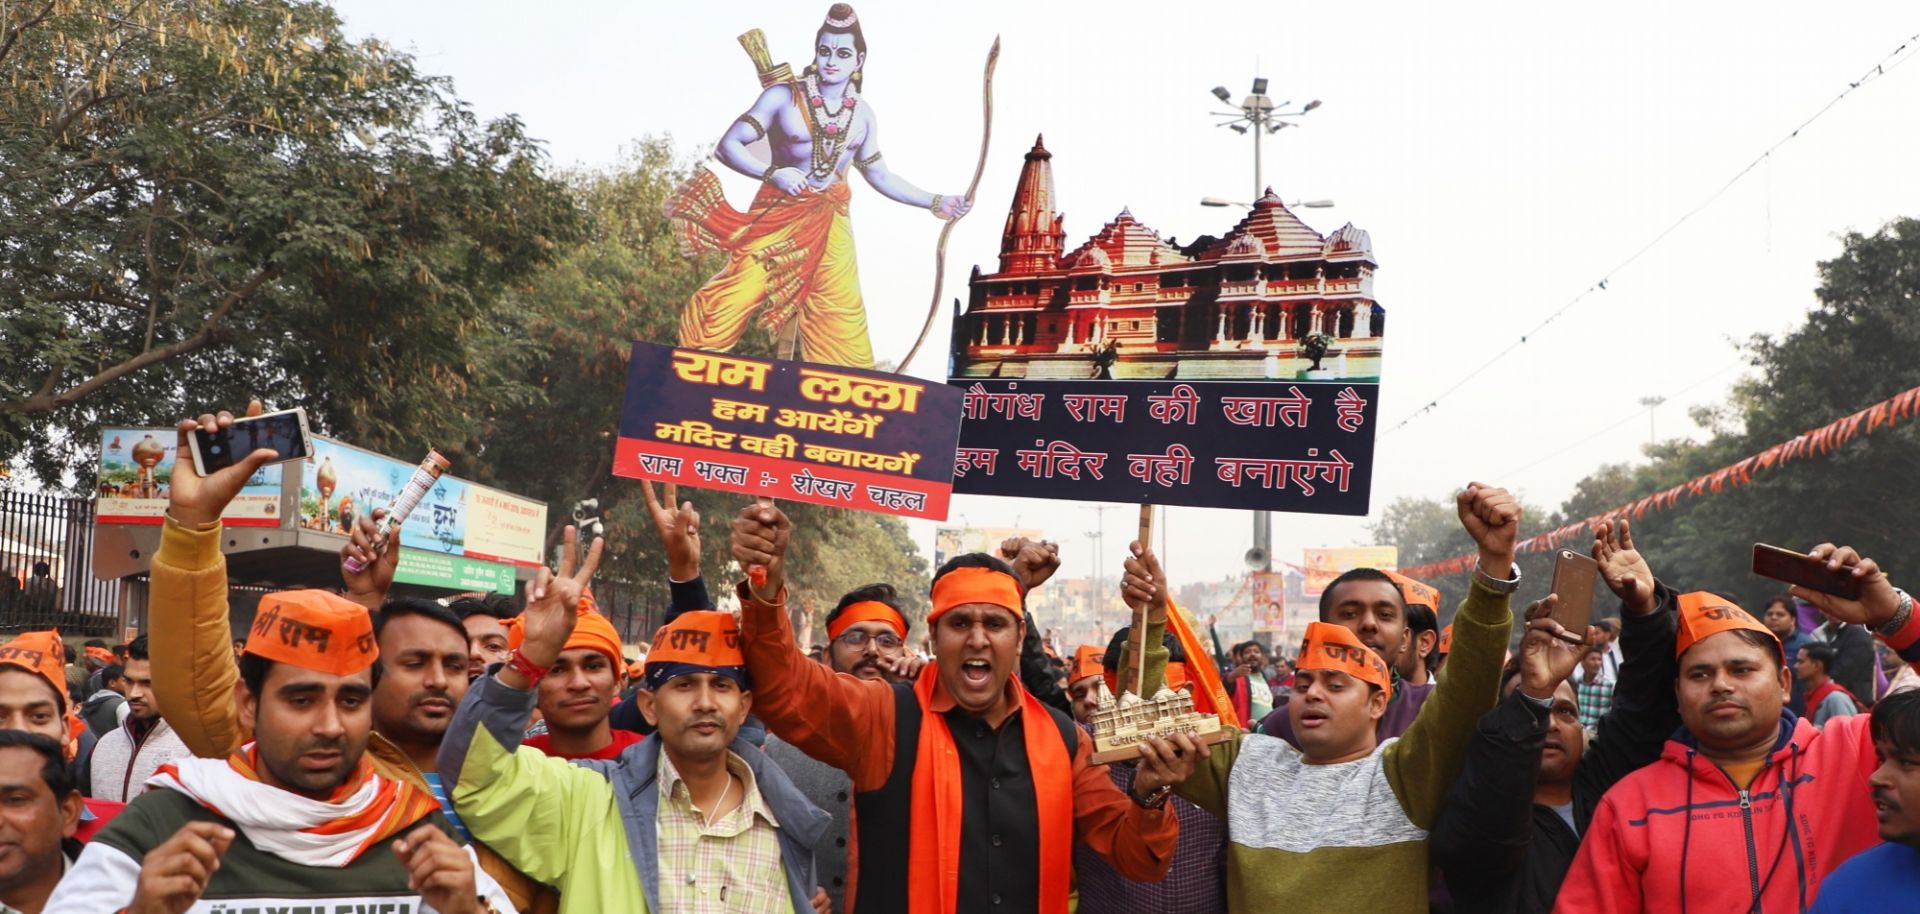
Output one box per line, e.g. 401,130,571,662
668,167,873,368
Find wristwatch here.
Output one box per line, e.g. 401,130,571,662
1474,560,1523,594
1131,783,1174,810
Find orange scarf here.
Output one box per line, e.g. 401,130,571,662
907,664,1073,914
150,744,440,867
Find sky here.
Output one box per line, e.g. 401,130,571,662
326,0,1920,586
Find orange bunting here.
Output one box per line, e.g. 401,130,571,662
1401,382,1920,580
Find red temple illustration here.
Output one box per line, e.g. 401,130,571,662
951,136,1382,381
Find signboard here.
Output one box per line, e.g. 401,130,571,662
96,428,283,526
300,437,546,568
947,380,1378,514
1250,571,1286,633
394,549,516,594
612,342,964,520
1300,545,1399,598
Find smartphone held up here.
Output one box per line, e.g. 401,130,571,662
189,407,313,477
1548,549,1599,645
1752,543,1865,600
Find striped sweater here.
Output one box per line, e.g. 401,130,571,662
1172,576,1513,912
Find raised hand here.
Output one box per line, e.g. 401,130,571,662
1795,543,1902,629
1456,482,1521,577
935,194,974,221
393,824,479,914
999,536,1061,593
128,821,234,914
517,525,605,670
641,480,703,582
341,508,400,611
1592,519,1656,616
1517,595,1598,699
1121,541,1170,623
731,502,793,603
1132,730,1211,797
168,400,278,526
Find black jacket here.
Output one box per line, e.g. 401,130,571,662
1431,583,1682,914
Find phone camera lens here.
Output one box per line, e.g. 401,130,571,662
210,445,224,455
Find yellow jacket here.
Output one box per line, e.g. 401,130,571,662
148,517,557,914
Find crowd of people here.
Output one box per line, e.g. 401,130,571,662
0,400,1913,914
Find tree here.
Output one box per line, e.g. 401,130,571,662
0,0,582,483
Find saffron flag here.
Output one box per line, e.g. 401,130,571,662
1166,596,1237,729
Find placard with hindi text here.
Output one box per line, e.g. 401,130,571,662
613,342,963,520
947,379,1378,515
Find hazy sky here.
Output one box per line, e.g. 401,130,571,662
327,0,1920,585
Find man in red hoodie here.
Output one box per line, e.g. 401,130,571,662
1557,542,1920,913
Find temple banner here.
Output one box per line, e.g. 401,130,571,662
613,341,963,520
948,379,1375,513
96,428,283,526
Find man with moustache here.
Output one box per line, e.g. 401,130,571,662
732,502,1195,914
88,636,191,803
1556,542,1920,912
1430,519,1680,914
49,590,508,914
766,582,921,912
0,731,87,914
146,400,551,913
1809,689,1920,911
438,536,830,914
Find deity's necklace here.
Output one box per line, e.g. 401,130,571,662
801,73,858,182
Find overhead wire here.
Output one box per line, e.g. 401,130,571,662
1385,29,1920,435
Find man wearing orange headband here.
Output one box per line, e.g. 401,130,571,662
731,502,1196,914
52,588,510,914
1559,541,1920,913
439,538,831,914
1170,483,1520,910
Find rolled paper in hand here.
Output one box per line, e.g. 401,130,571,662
343,450,450,574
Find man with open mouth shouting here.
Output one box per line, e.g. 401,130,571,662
730,500,1200,914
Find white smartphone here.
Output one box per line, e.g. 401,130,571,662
188,407,313,476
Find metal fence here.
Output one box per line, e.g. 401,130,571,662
591,577,670,648
0,488,121,636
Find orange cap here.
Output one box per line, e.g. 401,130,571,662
826,600,908,642
1383,570,1441,612
928,566,1023,626
1438,624,1454,655
84,646,116,666
1070,644,1106,683
1675,592,1778,661
246,590,379,678
627,660,645,679
1297,621,1392,691
645,611,749,690
508,592,625,669
0,631,70,709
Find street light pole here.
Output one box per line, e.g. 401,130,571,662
1211,78,1321,575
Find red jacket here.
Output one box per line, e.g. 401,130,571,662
1555,711,1879,913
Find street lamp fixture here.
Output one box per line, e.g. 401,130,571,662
1209,77,1323,200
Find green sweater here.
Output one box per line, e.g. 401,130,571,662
1171,576,1513,912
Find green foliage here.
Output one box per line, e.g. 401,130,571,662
1376,218,1920,619
0,0,582,483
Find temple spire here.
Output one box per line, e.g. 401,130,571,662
1000,134,1067,274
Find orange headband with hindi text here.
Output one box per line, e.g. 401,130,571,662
1297,621,1392,690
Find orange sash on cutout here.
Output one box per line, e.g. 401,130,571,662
907,663,1072,914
